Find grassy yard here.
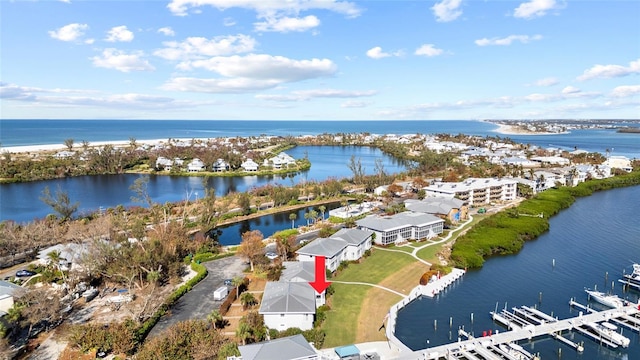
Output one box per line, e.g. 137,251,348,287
322,249,428,347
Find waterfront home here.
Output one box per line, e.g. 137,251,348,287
356,212,444,245
500,157,537,167
604,155,633,172
281,261,326,307
240,158,260,172
0,280,22,314
533,170,565,190
259,282,317,331
155,156,173,170
265,152,296,169
211,158,230,172
296,238,348,273
236,334,319,360
404,197,467,223
423,177,517,206
187,158,206,172
530,156,570,166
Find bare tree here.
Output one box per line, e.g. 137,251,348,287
63,138,74,151
40,185,79,221
237,230,265,272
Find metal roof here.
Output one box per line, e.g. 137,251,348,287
239,334,318,360
259,282,316,314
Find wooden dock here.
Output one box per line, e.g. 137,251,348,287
394,302,640,360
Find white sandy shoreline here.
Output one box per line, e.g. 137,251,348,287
0,138,206,154
491,123,569,136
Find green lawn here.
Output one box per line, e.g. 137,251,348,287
332,249,417,283
322,249,417,347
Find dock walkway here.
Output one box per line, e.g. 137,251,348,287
395,303,640,359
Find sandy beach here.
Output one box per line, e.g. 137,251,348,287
0,138,199,154
491,123,568,136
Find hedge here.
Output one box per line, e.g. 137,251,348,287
451,171,640,269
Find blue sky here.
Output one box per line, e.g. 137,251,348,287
1,0,639,120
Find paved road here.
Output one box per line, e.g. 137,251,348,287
147,256,246,338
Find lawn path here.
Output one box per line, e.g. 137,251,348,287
330,280,406,297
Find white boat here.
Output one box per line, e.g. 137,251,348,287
585,289,626,308
498,343,538,360
585,322,630,348
618,263,640,291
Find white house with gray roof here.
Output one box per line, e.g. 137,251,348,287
237,334,318,360
259,282,317,331
296,238,348,273
356,212,444,245
0,280,22,314
281,261,325,307
329,228,373,261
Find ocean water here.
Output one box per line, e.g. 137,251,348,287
2,119,638,158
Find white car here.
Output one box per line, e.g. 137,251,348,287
265,252,278,260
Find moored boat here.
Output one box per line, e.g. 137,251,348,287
618,263,640,291
585,322,630,348
585,289,626,308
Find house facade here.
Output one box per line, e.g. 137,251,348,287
240,158,260,172
296,238,347,273
329,228,374,261
356,212,445,245
259,282,316,331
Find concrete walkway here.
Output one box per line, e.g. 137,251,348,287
331,280,406,297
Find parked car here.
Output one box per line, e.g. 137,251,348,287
265,252,278,260
223,279,233,286
15,269,36,277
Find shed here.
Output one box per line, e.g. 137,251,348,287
335,344,360,360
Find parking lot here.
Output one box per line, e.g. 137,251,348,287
147,255,246,338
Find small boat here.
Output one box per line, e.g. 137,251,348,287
618,263,640,291
585,289,626,308
585,322,630,348
498,343,538,360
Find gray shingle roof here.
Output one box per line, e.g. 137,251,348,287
239,334,317,360
404,198,464,215
296,237,347,258
259,282,316,314
356,212,443,232
330,228,373,246
0,280,21,297
280,261,316,283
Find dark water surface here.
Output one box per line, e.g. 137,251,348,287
395,185,640,359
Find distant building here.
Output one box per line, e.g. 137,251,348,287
240,158,260,172
404,197,467,223
423,178,517,206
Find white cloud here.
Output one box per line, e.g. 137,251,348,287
256,89,375,102
91,49,155,72
167,0,362,18
48,23,89,42
513,0,562,19
534,77,558,86
254,15,320,33
577,58,640,81
158,27,175,36
105,25,134,42
432,0,463,22
0,82,199,110
155,35,256,61
162,54,337,93
223,17,236,27
341,100,370,108
366,46,403,59
561,85,580,94
475,34,542,46
610,85,640,98
183,54,336,81
415,44,444,57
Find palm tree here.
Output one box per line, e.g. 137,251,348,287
232,276,244,300
318,205,326,221
304,211,311,226
207,309,223,329
236,322,252,345
289,213,297,229
240,292,257,310
46,249,67,283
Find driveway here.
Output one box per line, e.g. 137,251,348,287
147,255,246,338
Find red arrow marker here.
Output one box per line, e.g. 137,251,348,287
309,256,331,294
